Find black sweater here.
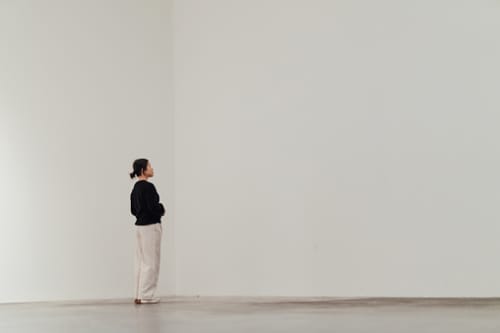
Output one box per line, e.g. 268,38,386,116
130,180,165,225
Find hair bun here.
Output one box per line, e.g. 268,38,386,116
129,171,135,179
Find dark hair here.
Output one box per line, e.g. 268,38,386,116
130,158,149,179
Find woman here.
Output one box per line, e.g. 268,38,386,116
130,158,165,304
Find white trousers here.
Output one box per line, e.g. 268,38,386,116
135,223,162,300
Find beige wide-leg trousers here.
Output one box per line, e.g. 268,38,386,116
135,223,162,300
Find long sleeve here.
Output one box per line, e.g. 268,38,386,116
144,184,165,217
131,181,165,225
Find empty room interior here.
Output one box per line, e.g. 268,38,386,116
1,0,500,332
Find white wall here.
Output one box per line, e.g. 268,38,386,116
173,0,500,297
0,0,174,303
2,0,500,302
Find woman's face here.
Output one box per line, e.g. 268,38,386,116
143,162,154,178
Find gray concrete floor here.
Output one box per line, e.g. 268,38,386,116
1,297,500,332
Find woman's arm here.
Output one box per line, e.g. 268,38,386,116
145,184,165,217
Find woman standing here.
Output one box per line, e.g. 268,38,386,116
130,158,165,304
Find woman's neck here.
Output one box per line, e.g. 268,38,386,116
138,175,149,181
